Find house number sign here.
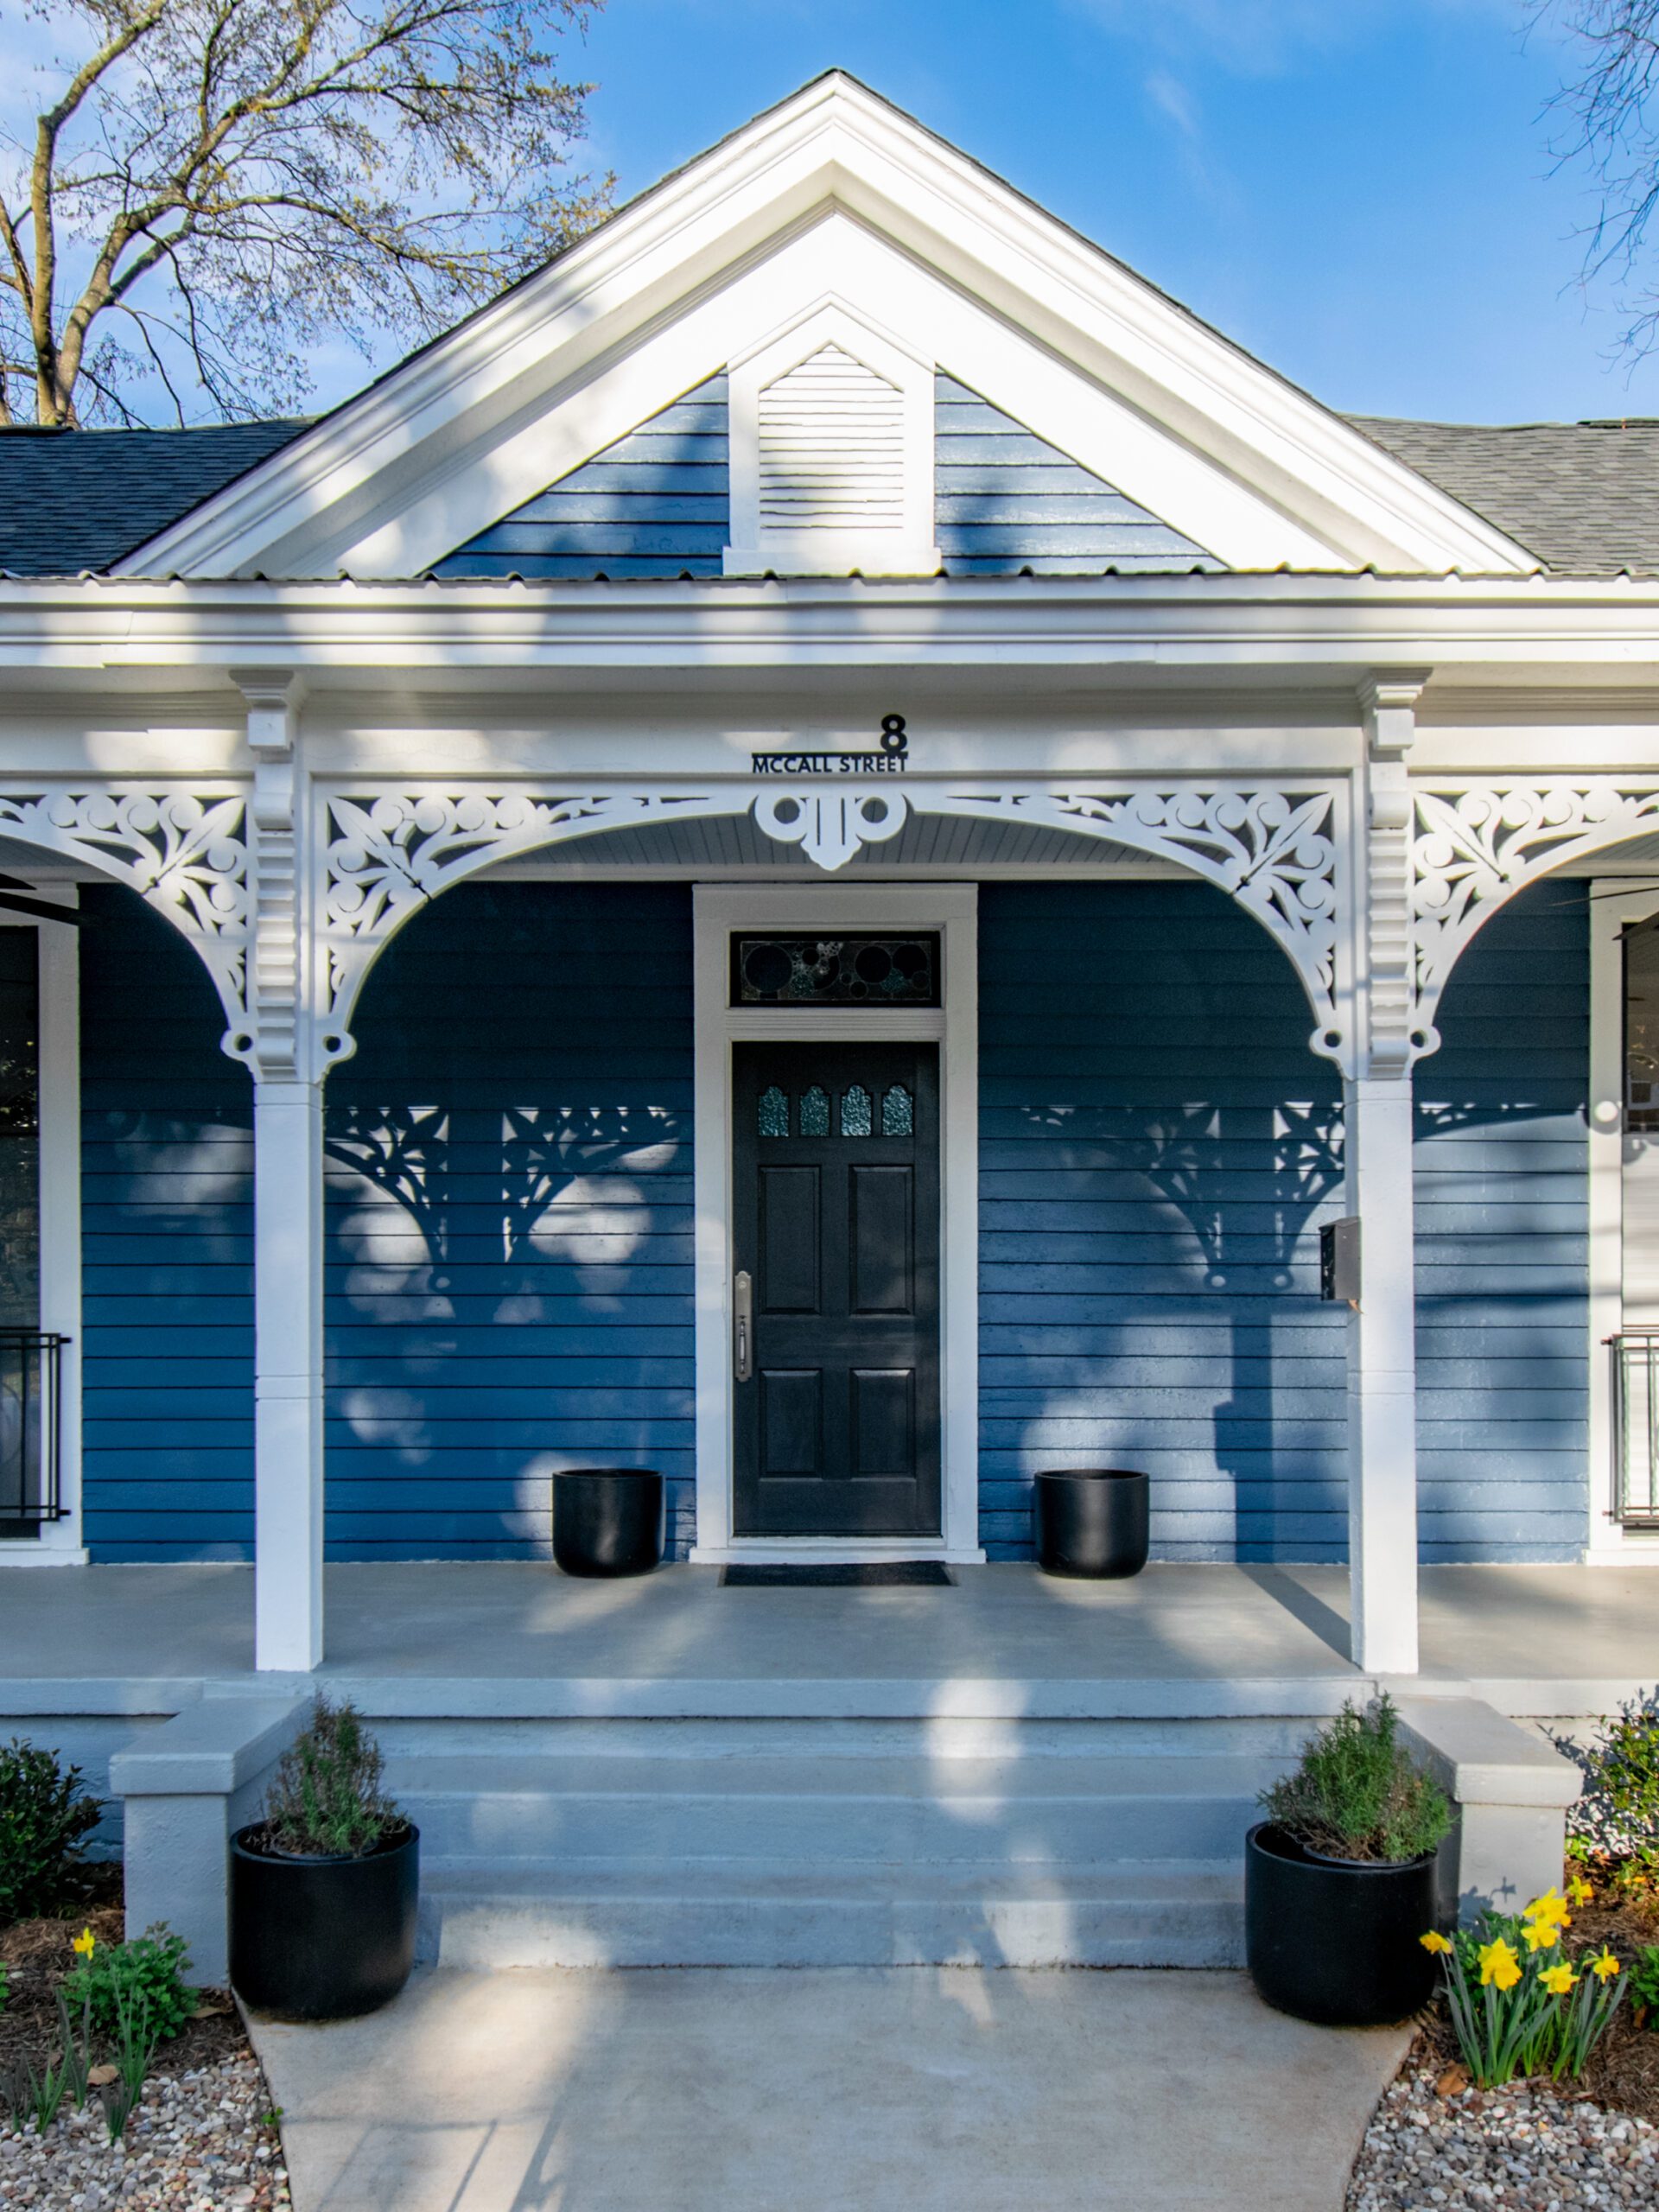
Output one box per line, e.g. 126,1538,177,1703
750,714,910,777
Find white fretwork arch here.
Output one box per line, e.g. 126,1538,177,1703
1410,780,1659,1058
0,787,251,1039
321,779,1347,1059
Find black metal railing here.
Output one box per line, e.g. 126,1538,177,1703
0,1329,67,1529
1612,1331,1659,1527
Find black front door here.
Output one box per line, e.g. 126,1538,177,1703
732,1040,940,1536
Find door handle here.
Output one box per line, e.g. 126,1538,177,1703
734,1269,753,1382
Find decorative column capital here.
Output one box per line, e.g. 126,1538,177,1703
1358,671,1431,761
233,669,305,760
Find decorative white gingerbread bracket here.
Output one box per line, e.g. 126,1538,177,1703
0,786,251,1039
1408,779,1659,1061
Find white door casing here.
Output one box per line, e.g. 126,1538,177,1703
690,884,982,1563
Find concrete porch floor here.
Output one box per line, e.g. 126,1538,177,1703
1,1560,1656,1712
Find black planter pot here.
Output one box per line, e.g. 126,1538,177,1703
552,1466,664,1578
1245,1821,1440,2026
230,1822,419,2022
1033,1468,1150,1579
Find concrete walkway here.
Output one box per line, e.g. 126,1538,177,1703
249,1966,1409,2212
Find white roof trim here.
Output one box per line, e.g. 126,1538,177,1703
118,73,1536,582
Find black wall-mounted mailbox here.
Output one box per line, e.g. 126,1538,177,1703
1319,1217,1362,1303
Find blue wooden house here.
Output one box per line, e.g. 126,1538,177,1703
0,74,1649,1976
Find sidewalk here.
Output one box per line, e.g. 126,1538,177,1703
250,1966,1409,2212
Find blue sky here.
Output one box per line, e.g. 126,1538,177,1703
567,0,1653,425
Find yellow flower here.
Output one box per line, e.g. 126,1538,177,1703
1591,1949,1621,1983
1540,1961,1577,1996
1522,1919,1560,1952
1420,1930,1453,1955
71,1927,95,1959
1567,1876,1594,1908
1478,1937,1522,1991
1522,1888,1572,1931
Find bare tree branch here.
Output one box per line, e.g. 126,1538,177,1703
0,0,611,422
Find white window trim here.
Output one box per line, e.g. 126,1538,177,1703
724,296,942,578
1586,875,1659,1561
0,894,84,1562
689,883,982,1564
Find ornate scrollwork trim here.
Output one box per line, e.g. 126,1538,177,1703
0,787,251,1038
1411,781,1659,1054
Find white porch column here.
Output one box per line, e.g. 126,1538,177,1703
238,673,327,1672
1344,1070,1419,1674
1346,674,1430,1675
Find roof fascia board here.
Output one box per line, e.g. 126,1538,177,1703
118,74,1532,584
5,575,1659,676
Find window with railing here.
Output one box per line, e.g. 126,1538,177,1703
0,1328,67,1531
1612,1332,1659,1527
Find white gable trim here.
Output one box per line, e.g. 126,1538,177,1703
118,77,1534,585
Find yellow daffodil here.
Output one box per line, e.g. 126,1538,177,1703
1539,1961,1577,1996
1591,1948,1621,1983
1420,1930,1453,1955
1567,1876,1594,1908
1478,1936,1522,1991
71,1927,95,1958
1522,1888,1572,1931
1522,1919,1560,1952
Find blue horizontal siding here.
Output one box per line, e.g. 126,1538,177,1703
79,886,254,1560
1413,882,1588,1561
432,378,729,579
324,880,696,1560
976,880,1348,1561
975,878,1591,1565
936,375,1222,575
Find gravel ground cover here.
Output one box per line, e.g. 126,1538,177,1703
2,1902,290,2210
1346,2042,1657,2211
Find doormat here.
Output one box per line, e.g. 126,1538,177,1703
720,1562,954,1587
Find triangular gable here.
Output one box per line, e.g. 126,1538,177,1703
117,74,1535,582
429,372,1219,578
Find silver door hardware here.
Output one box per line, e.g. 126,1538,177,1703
734,1269,753,1382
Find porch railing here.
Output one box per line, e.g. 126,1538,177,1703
1612,1331,1659,1527
0,1329,68,1529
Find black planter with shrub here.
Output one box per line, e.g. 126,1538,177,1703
552,1466,664,1578
1032,1468,1149,1579
1245,1694,1450,2027
231,1694,418,2022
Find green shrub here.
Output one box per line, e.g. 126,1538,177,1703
1259,1694,1452,1863
1560,1688,1659,1866
1630,1942,1659,2027
259,1694,403,1860
0,1961,9,2014
0,1738,101,1925
61,1925,193,2044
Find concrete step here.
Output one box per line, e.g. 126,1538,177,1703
388,1751,1277,1864
422,1857,1245,1969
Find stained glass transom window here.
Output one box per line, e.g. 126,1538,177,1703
732,934,940,1007
881,1084,913,1136
759,1084,790,1138
841,1084,874,1137
799,1085,830,1137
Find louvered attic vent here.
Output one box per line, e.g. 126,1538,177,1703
726,312,940,575
757,346,905,535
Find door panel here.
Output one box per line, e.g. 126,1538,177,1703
733,1039,940,1536
760,1166,821,1313
850,1165,913,1314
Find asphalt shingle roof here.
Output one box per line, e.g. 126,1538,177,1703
1349,413,1659,575
3,410,1658,578
0,421,308,575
